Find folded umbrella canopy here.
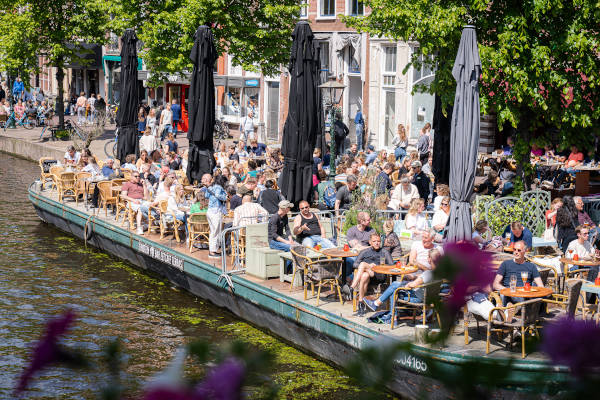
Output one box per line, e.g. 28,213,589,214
116,29,140,164
446,25,482,242
280,21,318,205
432,94,452,185
186,25,217,184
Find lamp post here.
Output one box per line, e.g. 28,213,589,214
319,78,346,179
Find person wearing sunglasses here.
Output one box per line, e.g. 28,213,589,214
431,196,450,240
292,200,335,250
121,172,150,235
493,241,544,306
565,225,597,272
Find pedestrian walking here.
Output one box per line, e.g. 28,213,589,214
354,107,364,151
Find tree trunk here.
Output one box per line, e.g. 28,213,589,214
56,66,65,129
515,106,532,190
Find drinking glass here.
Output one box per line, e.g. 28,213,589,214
520,271,528,286
510,275,517,292
380,254,386,266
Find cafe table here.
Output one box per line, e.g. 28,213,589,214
371,264,418,285
558,257,600,276
499,286,553,299
322,247,359,258
580,283,600,325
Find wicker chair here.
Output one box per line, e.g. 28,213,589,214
97,181,118,216
38,157,58,190
463,291,503,345
486,298,543,358
74,171,92,205
56,172,77,202
540,279,583,321
115,194,135,228
122,169,133,181
390,280,443,329
48,165,65,192
229,227,246,265
158,200,183,242
187,212,210,252
290,245,344,306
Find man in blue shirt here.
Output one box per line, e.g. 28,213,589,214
354,109,364,151
201,173,228,258
246,139,267,157
170,99,181,137
493,241,544,306
365,145,378,165
507,221,533,249
12,77,25,101
101,158,115,177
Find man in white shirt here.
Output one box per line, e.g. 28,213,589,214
63,145,81,166
565,225,595,271
388,177,419,210
233,195,269,227
409,229,440,272
240,110,255,145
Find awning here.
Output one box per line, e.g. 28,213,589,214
102,55,143,73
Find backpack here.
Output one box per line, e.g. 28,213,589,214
334,121,347,140
323,185,336,209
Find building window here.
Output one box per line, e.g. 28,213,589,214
412,52,436,85
228,56,242,76
242,87,260,118
300,0,308,18
320,0,335,17
349,0,364,15
316,41,330,82
347,46,360,74
224,87,241,116
383,46,397,73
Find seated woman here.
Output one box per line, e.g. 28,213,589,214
431,196,450,241
382,220,403,259
190,191,209,214
165,132,178,154
471,220,502,251
350,233,394,304
405,198,428,238
363,249,441,312
136,149,152,170
432,184,450,211
167,184,190,238
139,128,159,155
545,197,563,236
82,156,101,175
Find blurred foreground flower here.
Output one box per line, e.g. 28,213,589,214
439,241,494,315
541,317,600,377
15,309,77,393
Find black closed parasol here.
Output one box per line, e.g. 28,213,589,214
116,29,140,164
280,21,318,205
186,25,217,184
432,94,453,185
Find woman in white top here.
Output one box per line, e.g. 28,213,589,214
215,142,228,169
235,141,249,165
139,127,159,154
167,184,189,235
433,184,450,211
431,196,450,241
147,108,157,138
82,156,101,176
159,104,173,139
388,177,419,210
405,198,428,238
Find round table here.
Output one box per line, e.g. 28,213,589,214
322,248,359,258
558,257,600,276
500,286,553,298
581,283,600,324
371,265,418,276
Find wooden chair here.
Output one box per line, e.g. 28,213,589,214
540,279,583,321
0,113,7,128
187,213,210,252
49,165,64,191
229,227,246,265
111,178,127,186
290,245,344,306
56,172,77,202
122,169,132,181
74,171,92,205
390,169,400,185
158,200,183,242
97,181,118,216
115,194,135,228
38,157,58,190
486,298,543,358
390,280,443,329
463,291,503,344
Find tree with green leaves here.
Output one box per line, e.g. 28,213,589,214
102,0,301,85
0,0,109,127
345,0,600,188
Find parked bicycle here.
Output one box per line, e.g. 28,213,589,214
2,109,34,131
104,127,119,158
214,117,230,149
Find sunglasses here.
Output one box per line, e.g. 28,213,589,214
133,175,140,178
300,206,309,210
441,203,449,206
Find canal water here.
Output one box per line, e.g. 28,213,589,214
0,154,364,399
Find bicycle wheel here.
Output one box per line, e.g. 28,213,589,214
104,140,116,158
22,119,34,130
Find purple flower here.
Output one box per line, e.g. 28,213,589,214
194,358,246,400
15,309,76,393
441,242,494,315
541,317,600,377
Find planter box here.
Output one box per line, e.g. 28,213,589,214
246,247,283,280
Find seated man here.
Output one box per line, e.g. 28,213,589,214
388,176,419,210
233,194,269,227
506,221,533,250
246,139,267,157
121,154,138,172
574,196,599,244
365,145,378,165
364,248,441,312
121,171,151,235
101,158,115,177
334,174,358,215
293,200,335,249
565,225,596,271
408,229,439,272
268,200,295,252
63,145,81,166
375,163,394,195
493,241,544,305
342,211,376,290
350,233,393,304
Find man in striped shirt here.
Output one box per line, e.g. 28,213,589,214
233,195,269,227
